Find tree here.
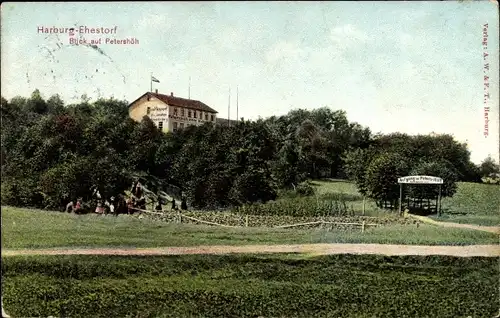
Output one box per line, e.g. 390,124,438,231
27,89,48,114
46,94,65,115
295,119,330,178
342,147,378,196
271,133,307,188
479,156,500,178
408,160,459,199
364,152,411,209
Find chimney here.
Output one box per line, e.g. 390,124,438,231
155,89,158,94
170,92,173,96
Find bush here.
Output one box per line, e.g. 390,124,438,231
482,175,500,185
295,181,315,196
408,160,458,199
0,179,44,208
364,152,410,207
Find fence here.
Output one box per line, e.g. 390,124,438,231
130,207,380,233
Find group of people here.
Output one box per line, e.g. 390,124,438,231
64,181,188,216
65,198,83,214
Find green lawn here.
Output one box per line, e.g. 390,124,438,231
311,179,362,196
312,179,500,225
434,182,500,225
310,179,387,217
2,181,499,318
2,206,498,249
2,254,497,318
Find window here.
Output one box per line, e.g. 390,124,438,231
193,111,197,119
180,123,184,129
158,121,163,130
181,108,185,117
173,122,178,132
188,110,192,118
211,115,214,121
174,108,178,116
205,114,208,121
147,107,151,115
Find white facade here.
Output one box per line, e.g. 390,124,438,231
129,92,217,132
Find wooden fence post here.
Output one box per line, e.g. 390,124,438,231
245,215,249,227
362,197,366,216
361,220,365,233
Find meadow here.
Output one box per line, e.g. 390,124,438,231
2,254,497,317
434,182,500,226
1,179,498,318
311,179,499,224
1,206,498,249
2,180,499,249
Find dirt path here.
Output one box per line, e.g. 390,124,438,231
2,243,499,257
407,214,500,234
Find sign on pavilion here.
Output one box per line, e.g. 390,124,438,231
397,175,444,216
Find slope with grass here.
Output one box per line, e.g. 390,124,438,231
310,179,393,217
435,182,500,226
1,206,498,249
312,179,500,226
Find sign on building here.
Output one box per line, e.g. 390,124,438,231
149,106,168,122
397,175,444,184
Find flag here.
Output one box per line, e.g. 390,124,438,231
151,76,160,83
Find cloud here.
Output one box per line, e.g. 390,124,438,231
136,13,171,31
265,40,305,65
329,24,369,47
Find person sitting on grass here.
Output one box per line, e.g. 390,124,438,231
74,198,82,214
127,197,134,215
137,197,146,211
109,196,115,215
65,200,74,213
114,195,127,216
104,199,111,215
95,199,104,215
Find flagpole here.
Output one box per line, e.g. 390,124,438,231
236,85,239,122
228,87,231,126
188,76,191,99
150,72,152,92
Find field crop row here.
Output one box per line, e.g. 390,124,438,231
233,194,358,217
2,254,497,318
143,211,418,228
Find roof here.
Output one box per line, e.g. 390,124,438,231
129,92,218,114
216,117,240,126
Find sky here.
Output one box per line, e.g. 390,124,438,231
1,1,499,164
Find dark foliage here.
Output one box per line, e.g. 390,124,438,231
1,91,481,210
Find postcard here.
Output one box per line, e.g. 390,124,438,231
1,2,499,317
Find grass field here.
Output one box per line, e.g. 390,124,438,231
435,182,500,226
2,206,498,249
1,179,499,318
2,254,497,318
312,179,500,225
